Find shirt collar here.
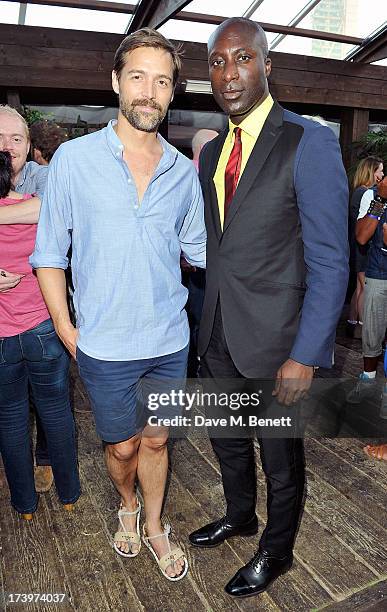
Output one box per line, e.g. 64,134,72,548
105,119,177,170
16,163,28,189
228,93,274,141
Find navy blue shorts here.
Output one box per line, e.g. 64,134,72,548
77,345,188,443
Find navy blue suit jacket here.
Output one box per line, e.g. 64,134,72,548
198,102,349,377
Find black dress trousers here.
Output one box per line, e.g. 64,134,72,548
200,301,305,556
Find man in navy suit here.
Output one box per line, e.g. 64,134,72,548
189,18,349,598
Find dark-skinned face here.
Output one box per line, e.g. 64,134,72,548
208,23,272,124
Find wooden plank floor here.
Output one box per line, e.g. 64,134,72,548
1,324,386,612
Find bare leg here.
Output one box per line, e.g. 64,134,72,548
105,433,141,554
137,424,185,578
357,272,366,323
348,287,358,322
364,356,379,372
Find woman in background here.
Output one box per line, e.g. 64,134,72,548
0,150,80,519
347,156,384,337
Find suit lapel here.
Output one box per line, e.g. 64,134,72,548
206,129,227,241
223,102,284,233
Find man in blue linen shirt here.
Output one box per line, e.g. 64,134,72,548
30,29,205,580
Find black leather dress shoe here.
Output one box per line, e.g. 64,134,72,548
189,515,258,548
225,549,293,598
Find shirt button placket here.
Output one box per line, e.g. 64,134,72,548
127,177,139,211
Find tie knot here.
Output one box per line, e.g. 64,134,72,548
234,127,242,142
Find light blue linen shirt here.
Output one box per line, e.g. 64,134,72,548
16,160,48,198
30,120,206,361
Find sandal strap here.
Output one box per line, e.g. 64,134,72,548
114,531,140,544
118,503,141,518
143,524,171,542
159,547,185,573
117,501,141,533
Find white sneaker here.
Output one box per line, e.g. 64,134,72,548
346,373,376,404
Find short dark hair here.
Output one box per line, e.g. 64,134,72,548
113,28,182,86
0,150,12,198
29,120,68,163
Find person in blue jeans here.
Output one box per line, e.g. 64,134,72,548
0,149,80,519
0,106,68,494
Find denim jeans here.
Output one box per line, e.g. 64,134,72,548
0,319,80,513
35,413,50,466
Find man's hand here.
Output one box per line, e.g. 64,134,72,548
180,256,196,273
377,176,387,200
272,358,314,406
0,269,24,292
56,320,78,360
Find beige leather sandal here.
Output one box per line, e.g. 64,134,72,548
113,499,141,558
142,524,188,581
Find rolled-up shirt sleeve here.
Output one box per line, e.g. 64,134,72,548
30,147,72,270
179,170,207,269
357,189,373,220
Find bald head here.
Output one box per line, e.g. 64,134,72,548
208,18,268,59
192,129,218,160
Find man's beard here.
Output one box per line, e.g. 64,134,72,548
120,97,166,133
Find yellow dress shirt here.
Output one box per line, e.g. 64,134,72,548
213,94,274,229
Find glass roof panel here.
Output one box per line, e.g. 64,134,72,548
250,0,312,27
181,0,252,17
296,0,387,39
0,1,21,24
25,4,131,33
273,34,355,59
159,19,217,44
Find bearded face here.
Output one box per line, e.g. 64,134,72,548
112,47,174,134
119,97,167,133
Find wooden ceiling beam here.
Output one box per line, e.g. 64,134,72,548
347,25,387,63
0,24,386,110
175,11,363,46
127,0,192,33
6,0,136,13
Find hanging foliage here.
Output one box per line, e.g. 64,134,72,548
354,127,387,163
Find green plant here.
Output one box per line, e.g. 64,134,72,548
348,128,387,181
21,106,54,127
354,127,387,163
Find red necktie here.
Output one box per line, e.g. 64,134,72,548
224,127,242,220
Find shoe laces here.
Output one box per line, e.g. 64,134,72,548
216,516,229,528
249,550,269,572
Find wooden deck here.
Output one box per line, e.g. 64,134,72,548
1,325,387,612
